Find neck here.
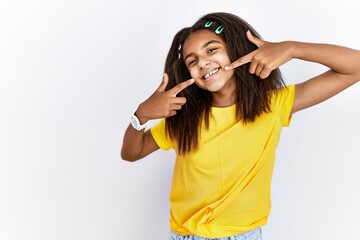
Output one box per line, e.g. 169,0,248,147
211,91,236,107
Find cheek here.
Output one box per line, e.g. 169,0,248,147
188,68,198,79
219,55,232,65
226,69,235,77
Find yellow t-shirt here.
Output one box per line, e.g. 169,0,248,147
150,85,295,238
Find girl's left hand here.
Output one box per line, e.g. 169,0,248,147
225,31,294,79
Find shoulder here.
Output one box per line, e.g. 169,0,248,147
271,85,296,126
271,85,296,107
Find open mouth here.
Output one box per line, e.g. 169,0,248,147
202,67,220,80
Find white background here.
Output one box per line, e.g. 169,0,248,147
1,0,359,239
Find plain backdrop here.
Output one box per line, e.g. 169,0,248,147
1,0,359,240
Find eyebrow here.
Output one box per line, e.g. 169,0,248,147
183,40,221,62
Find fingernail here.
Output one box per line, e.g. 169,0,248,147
224,66,229,70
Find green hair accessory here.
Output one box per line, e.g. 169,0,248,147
204,21,213,27
215,26,224,34
204,21,224,34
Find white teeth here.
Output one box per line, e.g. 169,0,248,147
204,68,219,79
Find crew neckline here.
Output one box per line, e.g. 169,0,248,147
211,104,236,110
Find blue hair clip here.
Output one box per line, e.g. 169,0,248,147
204,21,213,27
215,26,224,34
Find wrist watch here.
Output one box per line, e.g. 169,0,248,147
130,110,148,131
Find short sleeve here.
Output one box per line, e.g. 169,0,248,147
272,85,296,127
150,119,173,150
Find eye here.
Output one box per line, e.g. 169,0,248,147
208,47,218,54
188,59,197,67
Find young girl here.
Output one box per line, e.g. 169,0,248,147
121,12,360,240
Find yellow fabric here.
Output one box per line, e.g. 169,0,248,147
150,85,295,238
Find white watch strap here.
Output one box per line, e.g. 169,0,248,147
130,110,148,131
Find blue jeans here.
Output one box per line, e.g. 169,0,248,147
168,227,262,240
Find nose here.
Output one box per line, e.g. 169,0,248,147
198,58,210,69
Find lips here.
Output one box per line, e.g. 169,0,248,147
202,67,220,80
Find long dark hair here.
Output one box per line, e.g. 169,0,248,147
164,12,286,155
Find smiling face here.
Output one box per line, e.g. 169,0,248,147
182,30,236,99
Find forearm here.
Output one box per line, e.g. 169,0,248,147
121,124,146,162
290,41,360,77
288,41,360,114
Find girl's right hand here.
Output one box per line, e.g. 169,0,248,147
135,73,195,124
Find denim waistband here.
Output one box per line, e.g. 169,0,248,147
168,227,262,240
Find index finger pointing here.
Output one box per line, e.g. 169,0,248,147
224,50,257,71
169,79,195,96
156,73,169,92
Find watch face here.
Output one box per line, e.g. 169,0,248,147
130,112,147,130
130,115,140,129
